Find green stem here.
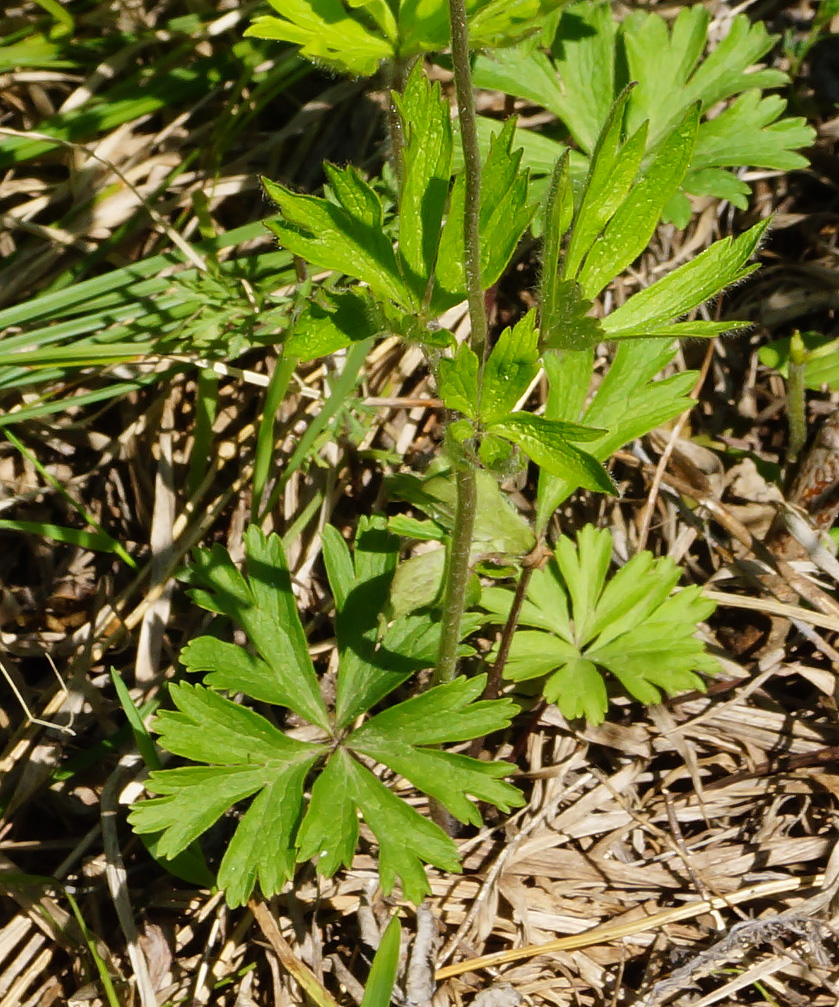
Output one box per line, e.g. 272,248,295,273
432,464,477,686
787,329,807,464
448,0,488,364
432,0,486,689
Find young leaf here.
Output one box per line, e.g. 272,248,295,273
481,311,540,425
263,171,414,309
483,526,720,724
394,63,453,301
438,343,480,418
246,0,393,76
247,0,564,79
489,413,614,493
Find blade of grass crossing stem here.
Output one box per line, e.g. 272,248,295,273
258,340,373,522
253,354,298,520
187,369,220,498
65,890,121,1007
109,669,161,772
360,916,402,1007
3,428,136,568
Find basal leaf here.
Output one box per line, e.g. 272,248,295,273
472,2,813,215
295,751,359,876
351,674,518,748
358,743,523,826
342,751,463,902
491,526,720,724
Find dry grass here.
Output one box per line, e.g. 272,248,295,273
1,0,839,1004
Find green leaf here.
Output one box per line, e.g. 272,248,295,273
285,289,380,360
438,344,480,418
179,527,330,730
487,526,720,724
576,105,699,299
298,747,462,903
600,218,770,338
327,517,426,728
540,150,575,338
361,916,402,1007
395,63,453,300
690,91,813,172
350,675,524,825
128,684,324,902
478,119,535,287
245,0,392,76
247,0,565,78
536,340,695,528
436,119,534,307
489,413,614,493
564,87,647,280
263,172,414,309
473,2,814,212
540,280,603,351
481,311,540,424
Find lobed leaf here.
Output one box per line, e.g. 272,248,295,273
395,63,453,301
263,173,414,309
489,527,720,724
481,311,540,424
180,528,329,729
489,413,614,493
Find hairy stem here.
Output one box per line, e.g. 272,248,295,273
432,464,477,686
448,0,488,363
432,0,486,690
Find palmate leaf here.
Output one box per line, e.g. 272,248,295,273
132,528,522,905
472,1,813,218
178,526,329,730
482,526,720,724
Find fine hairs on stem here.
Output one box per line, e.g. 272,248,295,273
433,0,487,688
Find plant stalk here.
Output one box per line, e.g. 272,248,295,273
432,0,487,689
447,0,488,364
432,464,477,686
